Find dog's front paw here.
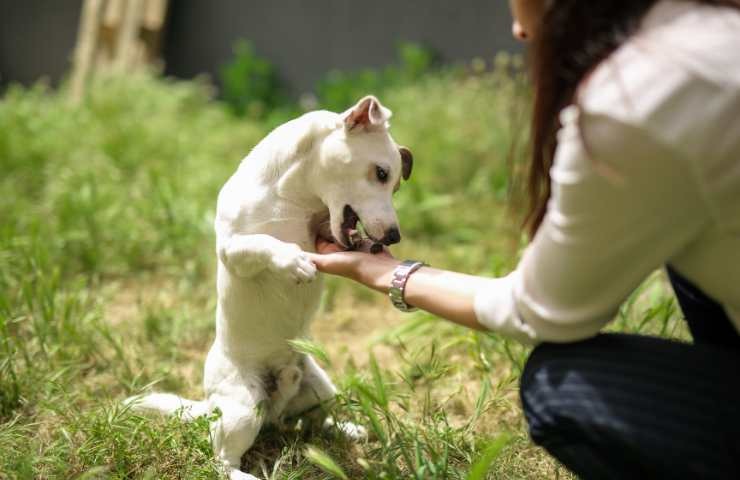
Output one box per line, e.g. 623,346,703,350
269,243,317,283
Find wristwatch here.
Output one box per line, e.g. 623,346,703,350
389,260,426,312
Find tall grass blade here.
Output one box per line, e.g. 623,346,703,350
304,444,349,480
466,433,512,480
287,338,331,367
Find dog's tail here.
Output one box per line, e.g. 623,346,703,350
124,393,209,422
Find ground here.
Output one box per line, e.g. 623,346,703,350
0,69,688,479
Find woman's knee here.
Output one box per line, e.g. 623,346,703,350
519,334,632,445
519,342,562,445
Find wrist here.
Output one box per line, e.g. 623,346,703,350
357,257,399,293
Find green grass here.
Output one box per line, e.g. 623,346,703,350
0,64,688,479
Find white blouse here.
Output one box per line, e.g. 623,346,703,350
474,0,740,344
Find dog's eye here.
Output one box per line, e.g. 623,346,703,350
376,166,389,183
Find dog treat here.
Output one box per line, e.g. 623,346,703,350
349,230,363,248
370,243,384,254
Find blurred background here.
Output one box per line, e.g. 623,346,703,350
0,2,681,479
1,0,520,96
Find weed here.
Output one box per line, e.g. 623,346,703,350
0,60,683,479
219,40,289,120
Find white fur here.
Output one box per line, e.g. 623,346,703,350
126,96,405,479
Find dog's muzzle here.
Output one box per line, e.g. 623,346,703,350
381,226,401,245
341,204,401,249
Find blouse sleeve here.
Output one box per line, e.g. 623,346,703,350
473,1,740,344
474,103,710,344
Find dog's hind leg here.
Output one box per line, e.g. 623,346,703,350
283,355,367,441
209,387,267,480
283,355,337,416
267,364,303,424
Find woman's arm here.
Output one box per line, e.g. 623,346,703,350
310,105,711,345
310,43,723,344
307,239,491,331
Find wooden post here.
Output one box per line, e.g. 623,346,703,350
96,0,126,68
141,0,169,67
69,0,105,103
114,0,145,72
69,0,169,101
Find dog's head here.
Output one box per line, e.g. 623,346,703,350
315,96,413,249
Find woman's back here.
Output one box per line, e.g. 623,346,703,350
504,0,740,342
581,0,740,325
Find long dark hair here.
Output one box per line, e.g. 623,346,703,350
523,0,740,238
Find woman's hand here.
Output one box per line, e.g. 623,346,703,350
307,238,401,293
309,236,488,331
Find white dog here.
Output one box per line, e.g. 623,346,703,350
126,96,413,480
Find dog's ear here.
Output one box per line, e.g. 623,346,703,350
399,146,413,181
343,96,392,131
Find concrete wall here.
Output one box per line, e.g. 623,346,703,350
163,0,520,94
0,0,83,87
1,1,519,94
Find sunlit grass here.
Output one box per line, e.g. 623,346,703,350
0,67,683,479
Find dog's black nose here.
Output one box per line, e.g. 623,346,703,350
382,227,401,245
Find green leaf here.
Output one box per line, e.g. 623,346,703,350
304,444,349,480
368,352,388,408
467,433,512,480
287,338,331,367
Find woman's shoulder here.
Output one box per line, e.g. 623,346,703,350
639,0,740,84
570,0,740,235
577,0,740,157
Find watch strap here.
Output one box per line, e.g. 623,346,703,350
389,260,426,312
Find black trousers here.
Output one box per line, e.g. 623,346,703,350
520,267,740,479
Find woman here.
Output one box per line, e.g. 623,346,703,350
308,0,740,478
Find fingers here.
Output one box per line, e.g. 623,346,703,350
355,240,395,259
315,236,393,257
316,238,345,254
306,250,357,277
305,251,341,271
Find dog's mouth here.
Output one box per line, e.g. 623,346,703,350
341,205,363,249
339,204,385,252
310,206,363,249
313,205,383,252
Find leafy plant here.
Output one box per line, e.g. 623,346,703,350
0,56,685,479
316,42,437,112
219,40,287,118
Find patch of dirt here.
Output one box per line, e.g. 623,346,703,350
102,276,179,327
312,293,400,369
